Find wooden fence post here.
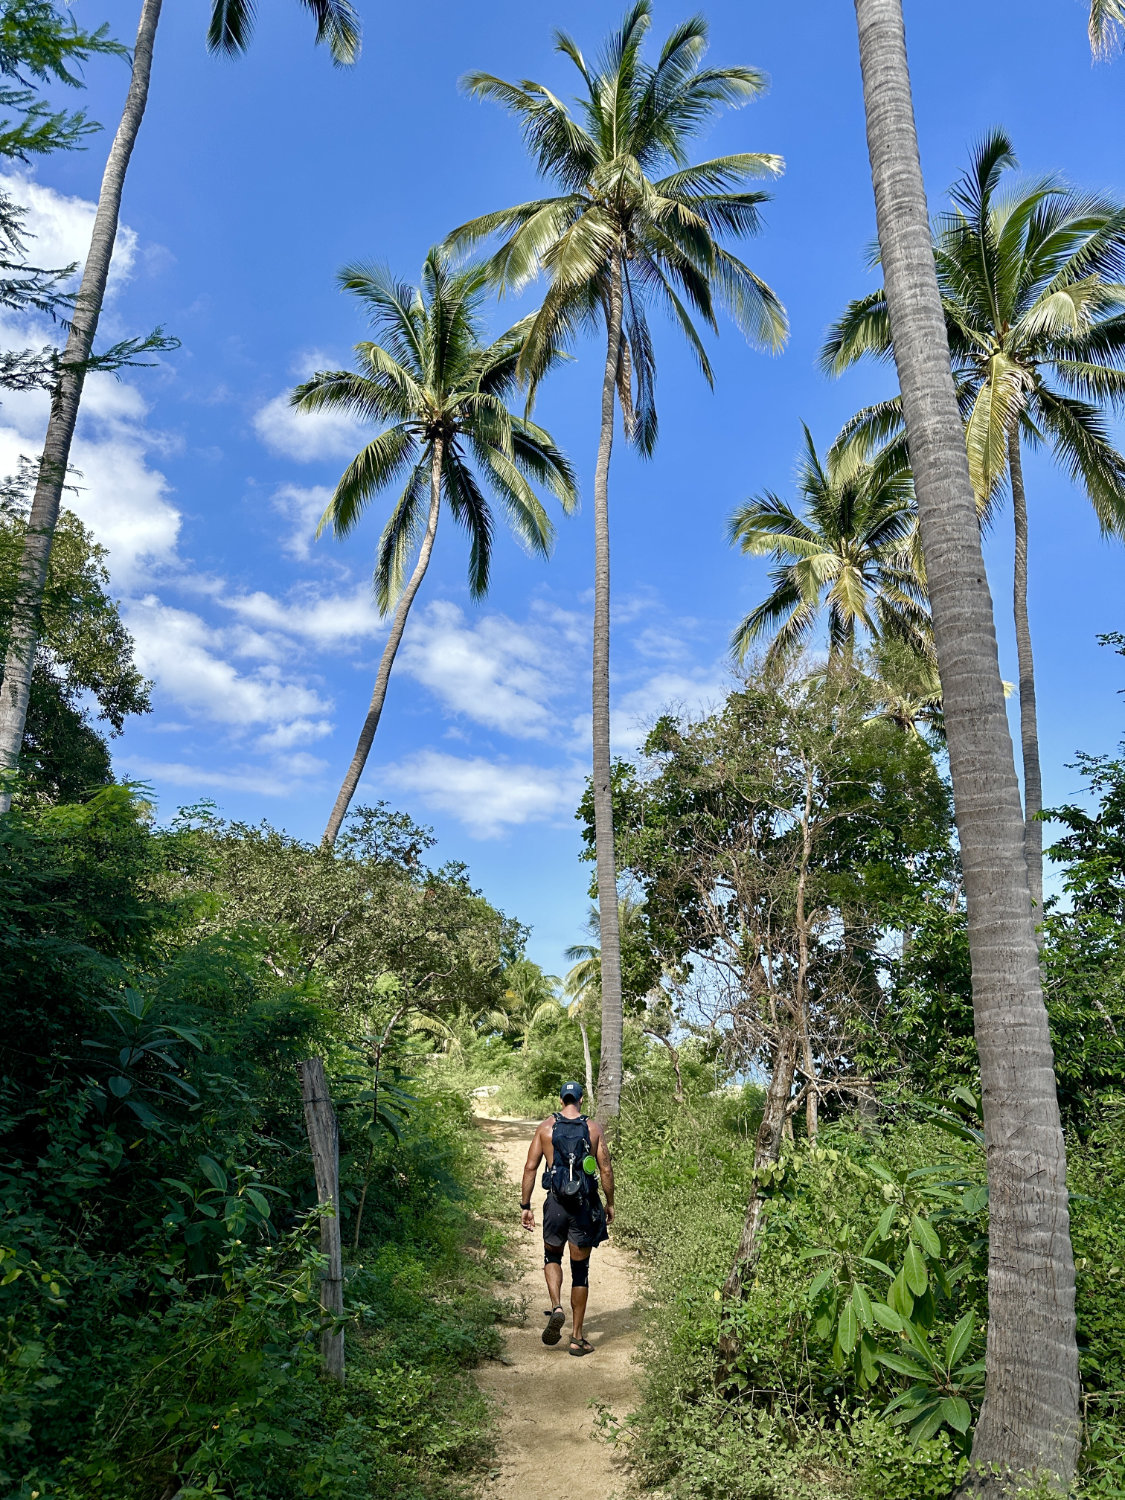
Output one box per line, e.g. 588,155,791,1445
297,1056,345,1383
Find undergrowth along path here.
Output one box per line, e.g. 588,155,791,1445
476,1116,640,1500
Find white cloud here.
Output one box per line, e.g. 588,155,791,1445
124,597,332,730
0,368,180,589
217,583,384,647
0,171,138,294
118,756,322,798
382,749,584,838
252,390,366,462
271,483,332,559
255,718,333,751
399,600,583,740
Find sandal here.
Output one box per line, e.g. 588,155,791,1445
542,1306,565,1345
568,1336,594,1357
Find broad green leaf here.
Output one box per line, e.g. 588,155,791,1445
871,1301,904,1331
108,1075,132,1097
940,1395,973,1434
910,1405,948,1443
246,1188,271,1219
851,1282,873,1331
889,1268,914,1318
945,1312,975,1369
197,1155,228,1192
903,1242,928,1297
962,1184,988,1215
838,1300,858,1355
808,1266,835,1301
912,1215,941,1259
876,1351,930,1379
877,1204,896,1241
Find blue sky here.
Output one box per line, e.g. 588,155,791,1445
5,0,1124,971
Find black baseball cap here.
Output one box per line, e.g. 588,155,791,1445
560,1080,583,1102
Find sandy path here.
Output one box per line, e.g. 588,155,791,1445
475,1117,640,1500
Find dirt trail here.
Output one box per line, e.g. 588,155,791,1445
475,1117,640,1500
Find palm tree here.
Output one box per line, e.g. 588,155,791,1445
850,0,1079,1484
0,0,360,811
823,131,1125,913
496,959,563,1047
863,638,944,742
728,424,928,669
1090,0,1125,54
447,2,786,1120
296,250,576,847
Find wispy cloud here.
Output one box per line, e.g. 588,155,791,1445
399,600,580,740
124,597,333,731
118,754,326,799
382,749,585,838
271,482,332,559
0,171,138,294
252,390,365,462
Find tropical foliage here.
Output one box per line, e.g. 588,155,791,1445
728,424,927,667
294,249,575,843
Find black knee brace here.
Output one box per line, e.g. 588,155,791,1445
570,1255,590,1288
544,1242,564,1266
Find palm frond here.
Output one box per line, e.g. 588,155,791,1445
317,425,416,541
1091,0,1125,56
373,457,431,612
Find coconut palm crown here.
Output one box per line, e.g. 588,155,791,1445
446,0,787,450
297,249,577,845
728,424,929,668
821,130,1125,913
822,130,1125,520
208,0,359,62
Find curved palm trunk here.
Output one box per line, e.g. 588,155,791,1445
853,0,1078,1489
322,440,443,847
1009,428,1044,925
0,0,162,810
592,253,625,1121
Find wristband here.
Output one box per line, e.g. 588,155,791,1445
520,1202,532,1211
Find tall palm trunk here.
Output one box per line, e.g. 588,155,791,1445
592,251,625,1121
322,440,443,846
853,0,1079,1488
1009,427,1044,923
0,0,162,811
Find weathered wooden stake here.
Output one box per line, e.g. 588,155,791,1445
297,1056,344,1383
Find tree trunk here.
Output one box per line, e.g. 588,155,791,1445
721,1025,798,1306
593,251,625,1121
322,440,443,846
0,0,162,809
578,1016,595,1106
853,1,1079,1488
1009,427,1044,926
297,1056,345,1383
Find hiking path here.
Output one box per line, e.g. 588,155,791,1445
475,1116,640,1500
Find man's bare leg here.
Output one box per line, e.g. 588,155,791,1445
544,1245,564,1313
570,1245,590,1341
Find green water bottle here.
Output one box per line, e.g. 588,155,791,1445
582,1153,598,1176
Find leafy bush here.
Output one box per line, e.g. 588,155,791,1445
0,790,519,1499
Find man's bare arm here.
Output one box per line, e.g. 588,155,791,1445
520,1122,547,1229
593,1123,615,1223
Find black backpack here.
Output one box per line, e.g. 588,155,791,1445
544,1113,596,1206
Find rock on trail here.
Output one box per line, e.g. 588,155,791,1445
475,1116,640,1500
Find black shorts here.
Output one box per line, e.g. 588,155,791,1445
543,1190,608,1251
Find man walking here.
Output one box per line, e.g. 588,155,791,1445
520,1081,614,1356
